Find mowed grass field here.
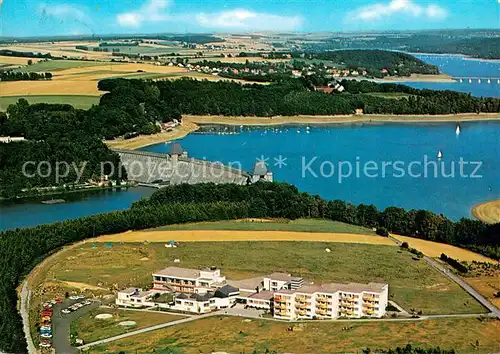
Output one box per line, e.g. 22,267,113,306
72,308,184,344
45,240,484,315
14,59,105,72
153,218,376,234
0,95,100,110
88,316,500,354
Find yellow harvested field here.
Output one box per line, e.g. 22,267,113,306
54,63,187,77
472,199,500,224
0,55,41,65
96,230,396,245
0,43,111,60
392,235,496,262
0,80,104,96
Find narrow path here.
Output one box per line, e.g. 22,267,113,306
20,281,36,354
78,312,213,350
389,235,500,318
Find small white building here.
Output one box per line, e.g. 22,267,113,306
263,273,303,291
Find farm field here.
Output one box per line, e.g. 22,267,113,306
0,95,100,110
87,316,500,354
14,59,105,72
0,61,188,96
36,240,485,315
392,235,495,262
72,307,184,344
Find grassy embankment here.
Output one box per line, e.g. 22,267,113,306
71,308,184,344
88,316,500,353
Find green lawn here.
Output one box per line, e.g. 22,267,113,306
0,95,100,111
15,60,105,72
88,316,500,354
49,241,486,315
71,308,183,344
153,218,375,234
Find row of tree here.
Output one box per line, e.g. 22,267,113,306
1,181,498,352
0,71,52,81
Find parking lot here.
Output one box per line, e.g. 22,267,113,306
51,297,101,354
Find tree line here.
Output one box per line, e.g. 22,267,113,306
0,71,52,81
0,181,498,352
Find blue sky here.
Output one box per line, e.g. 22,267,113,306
0,0,498,37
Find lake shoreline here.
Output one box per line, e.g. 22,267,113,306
108,113,500,150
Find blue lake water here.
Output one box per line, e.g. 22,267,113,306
143,122,500,221
0,187,154,231
1,54,499,231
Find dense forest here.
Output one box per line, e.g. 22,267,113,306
99,77,500,117
0,101,123,198
302,50,440,77
0,182,499,352
0,70,52,81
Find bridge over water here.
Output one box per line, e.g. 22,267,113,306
452,77,500,84
112,148,252,186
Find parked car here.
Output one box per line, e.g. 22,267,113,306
61,309,71,314
39,342,51,348
83,300,92,306
40,333,52,339
69,295,80,300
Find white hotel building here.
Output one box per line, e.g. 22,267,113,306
117,266,389,319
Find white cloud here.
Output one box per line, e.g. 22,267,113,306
40,3,88,22
196,9,303,31
117,0,170,27
347,0,448,22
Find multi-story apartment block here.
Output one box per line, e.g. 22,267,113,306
118,266,389,319
152,266,226,294
273,282,388,320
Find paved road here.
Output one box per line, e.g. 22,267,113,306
52,300,101,354
20,282,36,354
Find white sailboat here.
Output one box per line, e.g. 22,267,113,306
437,150,443,159
455,125,461,135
